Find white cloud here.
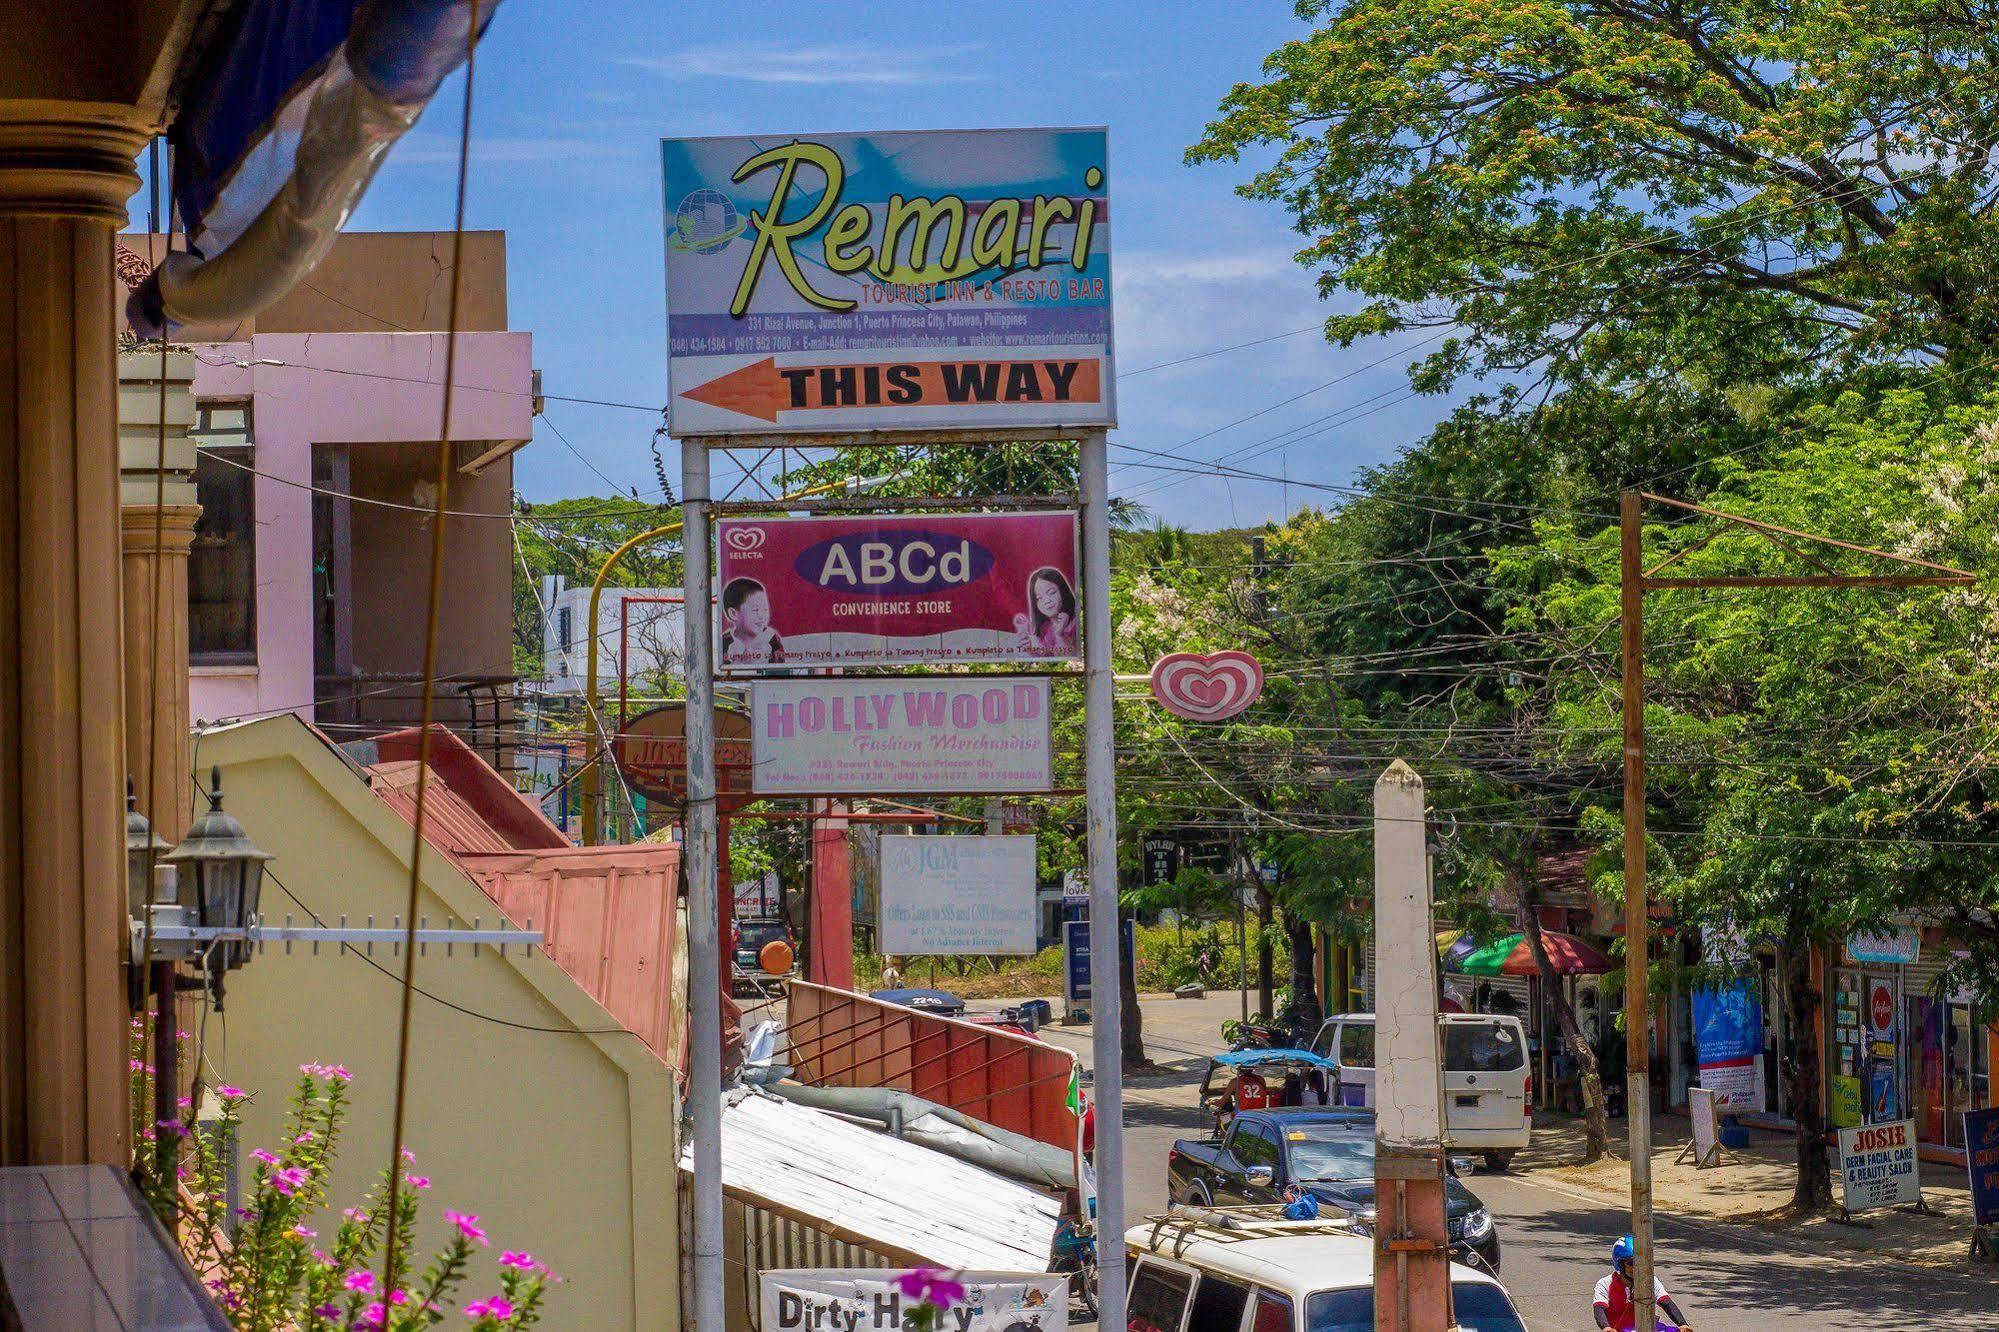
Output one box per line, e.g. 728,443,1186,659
618,44,984,87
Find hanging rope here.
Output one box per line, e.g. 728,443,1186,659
380,0,479,1295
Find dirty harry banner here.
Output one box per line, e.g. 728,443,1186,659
750,676,1052,795
662,128,1114,435
717,511,1080,668
761,1270,1067,1332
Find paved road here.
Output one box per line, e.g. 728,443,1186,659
977,992,1999,1330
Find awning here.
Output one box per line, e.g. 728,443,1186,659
682,1092,1062,1272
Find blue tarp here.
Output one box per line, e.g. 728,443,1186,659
1211,1048,1337,1070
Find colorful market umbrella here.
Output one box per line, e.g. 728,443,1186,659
1455,931,1613,977
1436,929,1481,972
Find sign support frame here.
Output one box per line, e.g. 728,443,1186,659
680,429,1124,1332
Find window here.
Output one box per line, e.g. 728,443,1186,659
189,424,256,664
1187,1274,1251,1332
1231,1122,1280,1172
557,606,573,654
1285,1128,1373,1183
1251,1293,1294,1332
1127,1262,1192,1332
1339,1023,1374,1070
1302,1284,1525,1332
1444,1022,1525,1073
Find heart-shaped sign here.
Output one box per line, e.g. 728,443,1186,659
724,525,767,552
1149,650,1265,722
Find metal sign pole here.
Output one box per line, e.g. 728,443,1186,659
682,437,725,1332
1081,428,1126,1330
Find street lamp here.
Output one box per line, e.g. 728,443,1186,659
164,767,272,985
124,778,172,918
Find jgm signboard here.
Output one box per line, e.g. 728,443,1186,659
761,1270,1066,1332
880,834,1038,956
716,511,1079,668
749,677,1052,795
662,128,1114,435
1836,1118,1922,1213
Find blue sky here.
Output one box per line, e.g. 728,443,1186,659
338,0,1467,529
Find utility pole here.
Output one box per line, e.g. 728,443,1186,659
1371,761,1450,1331
1249,535,1274,1018
1081,429,1128,1332
680,439,723,1332
1616,488,1973,1310
1619,491,1656,1307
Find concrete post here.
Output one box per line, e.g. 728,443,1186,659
117,347,200,841
0,101,151,1167
1372,760,1451,1330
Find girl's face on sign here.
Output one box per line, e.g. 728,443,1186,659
1033,575,1064,617
736,589,771,635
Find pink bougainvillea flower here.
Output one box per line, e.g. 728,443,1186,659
360,1302,387,1328
129,1058,152,1073
288,1224,316,1240
327,1064,352,1081
465,1296,515,1320
406,1174,431,1190
894,1267,966,1310
155,1118,186,1138
176,1095,192,1109
498,1251,535,1271
293,1129,315,1144
443,1210,488,1244
344,1269,376,1294
249,1148,279,1166
270,1167,309,1196
400,1147,416,1163
216,1085,247,1099
343,1207,368,1223
176,1029,191,1040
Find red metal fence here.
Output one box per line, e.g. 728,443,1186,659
783,980,1079,1157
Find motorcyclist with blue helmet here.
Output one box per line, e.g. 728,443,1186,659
1593,1235,1691,1331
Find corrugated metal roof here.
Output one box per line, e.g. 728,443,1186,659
684,1093,1062,1272
459,846,687,1070
370,761,522,857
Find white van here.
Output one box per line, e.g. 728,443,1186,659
1124,1210,1528,1332
1309,1012,1532,1170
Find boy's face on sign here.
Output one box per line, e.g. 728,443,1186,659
735,588,771,635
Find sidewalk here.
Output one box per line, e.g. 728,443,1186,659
1519,1110,1996,1276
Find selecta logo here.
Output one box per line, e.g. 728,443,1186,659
797,528,996,595
724,525,767,553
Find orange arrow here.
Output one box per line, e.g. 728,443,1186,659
679,356,1103,423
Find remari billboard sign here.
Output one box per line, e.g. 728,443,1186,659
662,128,1114,435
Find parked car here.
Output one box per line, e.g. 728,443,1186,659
867,986,966,1018
1125,1208,1527,1332
731,918,793,993
1309,1012,1532,1171
1167,1107,1501,1273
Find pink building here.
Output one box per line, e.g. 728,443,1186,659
125,232,535,759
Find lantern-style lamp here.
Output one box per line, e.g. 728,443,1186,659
125,778,173,918
164,767,273,974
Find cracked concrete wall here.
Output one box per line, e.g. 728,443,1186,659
1373,759,1443,1149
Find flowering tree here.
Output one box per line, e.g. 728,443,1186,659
131,1044,556,1329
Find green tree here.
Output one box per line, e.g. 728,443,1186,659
1495,383,1999,1205
1192,1,1999,395
512,496,681,676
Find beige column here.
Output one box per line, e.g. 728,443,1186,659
119,347,199,842
0,101,151,1166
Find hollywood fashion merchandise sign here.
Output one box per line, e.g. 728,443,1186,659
715,511,1080,668
749,677,1052,795
761,1271,1066,1332
1837,1118,1922,1212
663,128,1114,435
879,834,1038,956
1691,978,1766,1113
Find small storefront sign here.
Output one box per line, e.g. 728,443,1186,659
614,702,754,808
880,834,1037,956
761,1270,1066,1332
1691,979,1765,1113
1836,1118,1922,1213
1966,1105,1999,1228
748,677,1052,794
1063,916,1135,1018
716,511,1080,668
1847,926,1920,966
1140,836,1179,889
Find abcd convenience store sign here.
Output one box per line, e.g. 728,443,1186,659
662,128,1114,435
